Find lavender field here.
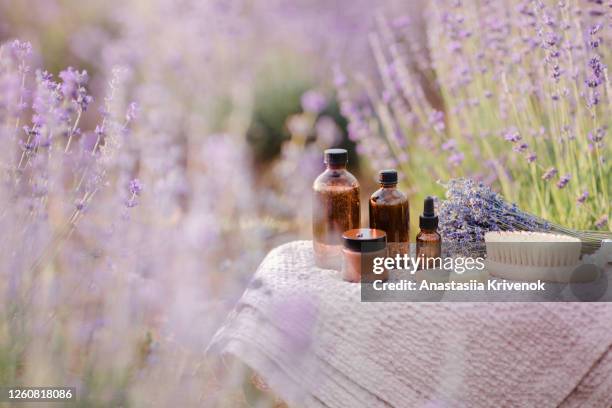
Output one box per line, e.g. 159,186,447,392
0,0,610,406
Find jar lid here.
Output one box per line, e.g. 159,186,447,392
342,228,387,252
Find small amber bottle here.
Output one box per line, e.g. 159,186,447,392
369,169,409,256
416,196,441,270
312,149,360,269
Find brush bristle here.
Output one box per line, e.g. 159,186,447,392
484,231,581,267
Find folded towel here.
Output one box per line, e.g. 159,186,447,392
208,241,612,407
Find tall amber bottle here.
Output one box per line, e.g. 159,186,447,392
369,169,410,256
312,149,360,269
416,196,442,270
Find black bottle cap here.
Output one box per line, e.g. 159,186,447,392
419,196,438,230
324,148,348,165
378,169,398,186
342,228,387,253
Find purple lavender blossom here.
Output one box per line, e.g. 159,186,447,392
526,152,537,163
577,190,589,204
556,173,571,189
588,56,604,78
126,198,139,208
126,172,143,210
59,67,93,111
126,102,139,122
9,39,32,60
551,64,563,81
588,126,606,147
438,179,551,255
301,90,328,114
595,215,608,229
503,128,521,142
75,199,86,211
129,178,143,196
441,139,457,151
545,33,559,47
588,91,600,107
589,24,602,36
447,151,464,167
542,167,558,181
513,142,528,153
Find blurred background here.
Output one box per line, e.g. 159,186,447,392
1,0,609,406
0,0,423,406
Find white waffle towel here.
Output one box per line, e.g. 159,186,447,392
209,241,612,407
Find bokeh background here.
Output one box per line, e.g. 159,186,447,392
0,0,609,406
0,1,420,406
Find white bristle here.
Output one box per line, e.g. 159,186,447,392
484,231,581,267
484,231,585,283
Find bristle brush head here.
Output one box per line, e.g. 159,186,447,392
484,231,589,283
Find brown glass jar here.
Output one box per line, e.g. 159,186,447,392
312,149,360,269
342,228,388,283
416,196,442,270
369,170,409,257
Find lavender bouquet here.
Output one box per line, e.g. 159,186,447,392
439,178,612,256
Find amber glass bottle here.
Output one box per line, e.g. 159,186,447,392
312,149,360,269
369,169,409,256
416,196,442,270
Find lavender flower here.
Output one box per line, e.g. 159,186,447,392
9,39,32,59
556,173,571,189
447,151,464,167
588,126,606,148
125,178,144,208
129,178,143,195
588,56,604,78
526,152,537,163
441,139,457,151
551,64,563,81
75,199,86,211
503,128,521,142
577,190,589,204
438,178,550,255
595,215,608,229
301,89,328,114
439,178,610,255
126,102,139,122
59,67,93,111
513,142,528,153
542,167,558,181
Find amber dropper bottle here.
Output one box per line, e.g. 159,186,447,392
416,196,441,270
369,169,410,256
312,149,360,269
